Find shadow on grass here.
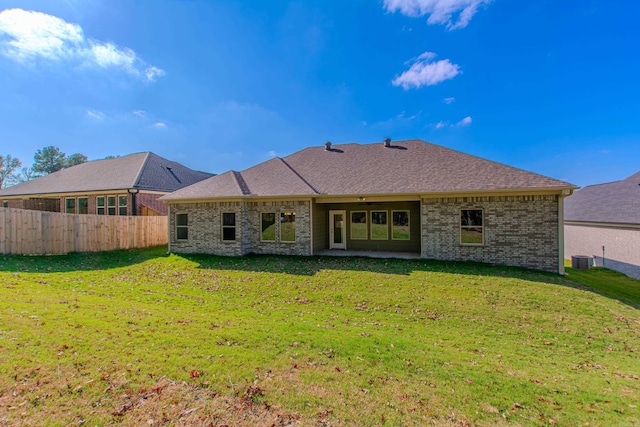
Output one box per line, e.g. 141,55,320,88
184,252,560,280
564,266,640,310
183,253,640,310
1,246,637,310
0,245,169,272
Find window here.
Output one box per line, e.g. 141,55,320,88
65,198,76,214
78,197,88,215
280,211,296,242
392,211,410,240
107,196,116,216
351,211,367,240
461,209,483,245
2,200,8,208
118,195,128,216
371,211,388,240
176,213,188,240
96,196,105,215
261,212,276,241
222,212,236,241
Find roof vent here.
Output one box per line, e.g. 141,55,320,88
325,141,332,151
383,138,391,147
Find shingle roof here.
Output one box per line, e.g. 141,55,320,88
565,170,640,225
161,139,574,202
0,152,213,196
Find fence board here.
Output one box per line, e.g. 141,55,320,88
0,207,167,255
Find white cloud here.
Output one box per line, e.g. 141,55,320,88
393,51,460,89
435,121,447,129
152,122,167,129
443,97,455,104
144,66,165,82
0,8,164,82
383,0,491,30
132,110,147,118
267,150,277,157
457,116,472,126
86,109,104,120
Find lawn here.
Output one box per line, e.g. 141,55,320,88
0,247,638,426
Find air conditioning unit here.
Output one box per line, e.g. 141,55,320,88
571,255,593,270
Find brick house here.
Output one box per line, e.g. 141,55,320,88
0,152,213,216
564,171,640,279
161,139,576,273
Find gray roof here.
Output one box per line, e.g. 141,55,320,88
0,152,213,196
565,170,640,225
161,139,574,202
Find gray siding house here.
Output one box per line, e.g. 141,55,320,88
161,139,576,273
565,171,640,279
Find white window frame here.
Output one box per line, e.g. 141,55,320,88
175,212,189,240
118,195,128,216
460,208,484,246
222,212,236,242
350,211,368,240
261,212,277,242
77,197,89,215
65,197,76,214
280,211,296,243
107,196,117,216
96,196,105,215
391,210,410,241
370,210,389,240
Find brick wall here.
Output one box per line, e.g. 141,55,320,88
168,200,312,256
4,199,23,209
137,192,167,215
422,195,559,272
244,200,311,256
169,201,244,256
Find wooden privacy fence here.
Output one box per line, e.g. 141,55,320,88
0,207,168,255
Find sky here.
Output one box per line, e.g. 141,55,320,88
0,0,638,187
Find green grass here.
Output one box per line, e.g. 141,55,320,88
261,223,276,241
280,221,296,242
351,223,367,239
371,223,388,239
0,247,638,426
392,225,410,240
461,228,483,244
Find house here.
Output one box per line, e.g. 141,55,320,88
160,139,576,273
564,171,640,279
0,152,213,216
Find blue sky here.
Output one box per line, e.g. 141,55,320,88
0,0,638,187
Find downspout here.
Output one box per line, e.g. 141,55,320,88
557,190,572,275
128,188,139,216
309,199,314,255
167,203,172,255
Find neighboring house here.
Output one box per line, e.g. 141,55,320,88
564,171,640,279
160,139,576,274
0,152,213,216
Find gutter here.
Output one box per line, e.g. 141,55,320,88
558,189,574,275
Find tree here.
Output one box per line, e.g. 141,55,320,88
0,154,22,188
12,166,37,185
66,153,88,167
32,146,67,175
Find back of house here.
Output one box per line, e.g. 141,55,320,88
160,139,576,274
